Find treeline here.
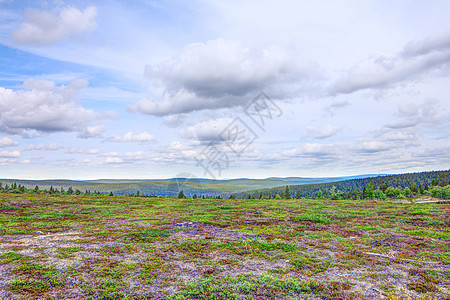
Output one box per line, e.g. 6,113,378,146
0,182,157,198
0,179,231,198
0,182,226,199
176,189,224,199
234,170,450,200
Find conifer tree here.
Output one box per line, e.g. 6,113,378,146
285,186,291,199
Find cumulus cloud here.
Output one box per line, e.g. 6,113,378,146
109,132,155,144
179,118,234,142
66,147,86,154
302,125,341,140
402,29,450,57
156,141,197,162
283,143,339,162
385,99,445,129
102,151,150,165
0,79,99,135
104,157,124,164
13,6,97,45
24,143,62,151
355,140,392,154
54,158,79,167
381,131,418,144
87,149,100,154
0,150,20,158
164,114,188,127
129,39,318,116
0,137,19,147
0,159,16,165
77,125,106,139
324,100,350,116
329,30,450,95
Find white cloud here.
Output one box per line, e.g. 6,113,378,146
302,125,341,140
129,39,318,116
65,147,86,154
355,140,392,154
13,6,97,45
104,157,124,164
0,150,20,158
324,100,350,116
179,118,234,142
124,151,148,161
102,152,120,157
385,99,445,129
87,149,100,155
101,150,149,165
54,158,79,167
24,143,62,151
0,137,19,147
77,125,106,139
109,132,155,144
0,158,16,165
164,114,188,127
0,79,99,135
151,141,197,163
283,143,339,162
329,30,450,95
402,29,450,57
382,131,418,143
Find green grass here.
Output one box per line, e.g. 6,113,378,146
0,252,27,264
296,213,331,224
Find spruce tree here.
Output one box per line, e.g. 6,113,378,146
285,186,291,199
366,181,375,199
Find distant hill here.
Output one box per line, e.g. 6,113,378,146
0,174,380,197
234,170,450,198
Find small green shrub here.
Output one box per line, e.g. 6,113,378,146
0,252,26,264
296,213,331,224
429,185,450,199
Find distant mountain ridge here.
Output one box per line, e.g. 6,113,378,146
0,174,381,197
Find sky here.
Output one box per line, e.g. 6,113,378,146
0,0,449,180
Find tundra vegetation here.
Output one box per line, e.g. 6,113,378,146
0,188,448,299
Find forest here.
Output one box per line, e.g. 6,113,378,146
234,170,450,200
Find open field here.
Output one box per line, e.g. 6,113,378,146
0,194,449,299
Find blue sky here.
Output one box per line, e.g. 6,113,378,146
0,0,449,179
